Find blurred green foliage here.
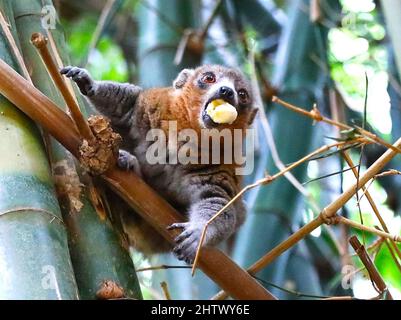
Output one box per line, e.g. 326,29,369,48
62,15,128,81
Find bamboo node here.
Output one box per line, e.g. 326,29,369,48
319,209,340,225
96,280,125,300
310,104,323,122
79,115,121,175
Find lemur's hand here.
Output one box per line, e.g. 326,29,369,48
61,66,95,96
117,150,143,178
167,222,204,264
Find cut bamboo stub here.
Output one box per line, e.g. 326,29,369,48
30,32,95,143
349,236,393,300
0,57,275,300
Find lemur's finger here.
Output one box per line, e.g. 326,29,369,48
118,150,139,170
60,66,72,75
178,242,197,264
167,222,188,231
72,70,86,80
173,246,182,256
65,67,81,78
175,235,197,251
173,246,187,261
174,229,192,243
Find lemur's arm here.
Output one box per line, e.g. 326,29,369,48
168,168,245,263
61,66,142,128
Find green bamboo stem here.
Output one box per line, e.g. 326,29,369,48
0,0,79,299
11,0,142,300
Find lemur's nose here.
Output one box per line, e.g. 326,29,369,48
219,86,234,99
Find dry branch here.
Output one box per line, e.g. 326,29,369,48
0,57,275,300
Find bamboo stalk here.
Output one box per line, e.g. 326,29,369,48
0,58,275,300
0,0,79,299
0,60,81,153
30,32,94,143
11,0,144,298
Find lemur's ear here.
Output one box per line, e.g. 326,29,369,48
173,69,195,89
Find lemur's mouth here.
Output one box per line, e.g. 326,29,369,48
202,99,238,126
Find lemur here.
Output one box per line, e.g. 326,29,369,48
61,65,257,263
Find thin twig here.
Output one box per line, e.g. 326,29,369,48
253,275,353,300
272,96,401,155
136,265,191,272
355,73,369,245
338,216,401,243
375,169,401,178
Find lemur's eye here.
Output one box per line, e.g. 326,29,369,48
238,89,249,103
201,73,216,84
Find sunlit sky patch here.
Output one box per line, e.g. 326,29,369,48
341,0,376,13
330,29,369,62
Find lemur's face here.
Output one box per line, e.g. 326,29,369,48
173,65,256,130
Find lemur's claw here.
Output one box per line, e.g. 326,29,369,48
168,222,202,264
60,66,94,96
167,222,188,231
117,150,142,177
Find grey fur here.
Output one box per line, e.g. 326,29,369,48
61,65,252,263
60,66,141,128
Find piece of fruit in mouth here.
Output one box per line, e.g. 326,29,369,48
206,99,238,124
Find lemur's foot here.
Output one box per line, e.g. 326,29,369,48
61,66,95,96
167,222,204,264
117,150,142,178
